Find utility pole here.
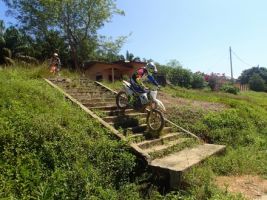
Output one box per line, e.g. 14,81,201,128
229,46,234,83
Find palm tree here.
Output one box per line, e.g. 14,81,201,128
125,50,140,62
0,20,4,36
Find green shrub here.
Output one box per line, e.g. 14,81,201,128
168,67,193,88
220,83,239,94
191,72,205,89
249,73,266,92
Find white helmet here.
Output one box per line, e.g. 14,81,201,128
146,62,158,74
53,53,58,57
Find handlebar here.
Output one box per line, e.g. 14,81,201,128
145,85,161,92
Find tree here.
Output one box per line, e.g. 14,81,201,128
0,20,5,36
248,73,266,92
4,0,125,70
121,50,141,62
93,36,127,62
168,67,192,88
166,59,182,68
238,66,267,84
0,20,14,65
191,72,205,89
4,26,34,57
34,30,70,65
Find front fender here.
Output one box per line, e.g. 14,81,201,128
154,99,166,112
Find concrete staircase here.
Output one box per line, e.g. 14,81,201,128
46,77,225,188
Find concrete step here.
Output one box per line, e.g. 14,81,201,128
150,144,226,172
136,132,184,149
83,102,116,108
143,138,190,155
67,88,110,94
67,91,110,96
110,119,141,130
102,113,147,123
103,108,135,116
80,98,115,104
89,105,118,110
76,94,115,101
126,124,172,135
127,124,147,133
109,117,146,126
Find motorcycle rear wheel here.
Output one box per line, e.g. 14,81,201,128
116,91,129,109
146,109,165,137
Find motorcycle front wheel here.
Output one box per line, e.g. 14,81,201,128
146,109,165,137
116,91,129,109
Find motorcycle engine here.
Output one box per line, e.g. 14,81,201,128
133,95,143,110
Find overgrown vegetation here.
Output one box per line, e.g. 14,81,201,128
163,85,267,199
0,67,143,199
97,79,267,199
238,66,267,92
1,66,262,199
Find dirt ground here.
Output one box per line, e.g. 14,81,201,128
216,175,267,200
158,92,227,112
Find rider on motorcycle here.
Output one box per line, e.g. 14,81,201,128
130,62,159,104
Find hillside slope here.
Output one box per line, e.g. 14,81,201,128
104,80,267,199
0,68,142,199
1,68,266,200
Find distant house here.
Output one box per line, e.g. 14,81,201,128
83,60,146,82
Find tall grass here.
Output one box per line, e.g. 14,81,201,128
0,66,142,199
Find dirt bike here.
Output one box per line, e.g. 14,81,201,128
116,80,166,135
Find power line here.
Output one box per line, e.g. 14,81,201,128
231,49,253,67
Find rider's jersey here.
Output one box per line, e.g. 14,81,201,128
50,57,61,70
131,67,158,89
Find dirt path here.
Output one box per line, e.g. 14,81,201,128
216,175,267,200
158,92,227,112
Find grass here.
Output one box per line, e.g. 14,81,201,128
162,85,267,199
0,66,144,199
1,67,265,200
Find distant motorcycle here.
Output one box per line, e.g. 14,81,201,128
116,80,166,135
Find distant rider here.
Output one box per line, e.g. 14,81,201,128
130,62,159,104
49,53,61,75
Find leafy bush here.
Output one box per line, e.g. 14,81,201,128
238,66,267,84
249,73,266,92
191,72,205,89
207,74,219,91
168,67,192,88
220,83,239,94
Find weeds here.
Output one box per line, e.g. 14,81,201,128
0,66,141,199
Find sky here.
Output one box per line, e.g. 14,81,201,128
1,0,267,78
